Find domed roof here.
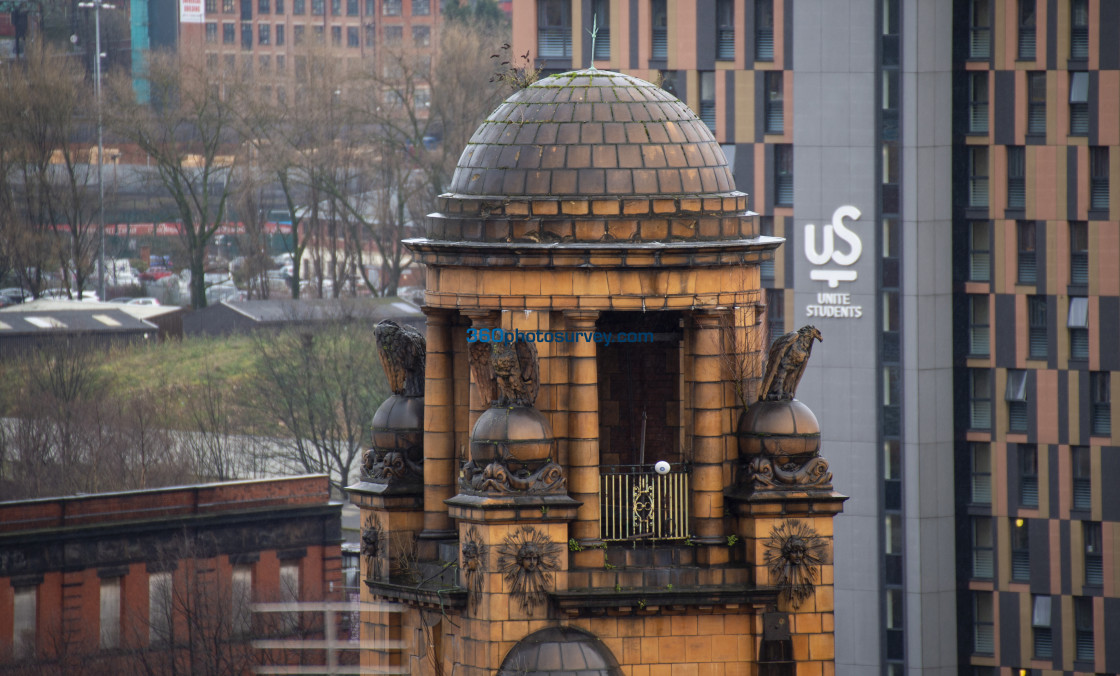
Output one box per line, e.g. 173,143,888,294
447,69,735,198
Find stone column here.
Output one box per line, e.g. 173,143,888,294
688,310,729,557
564,310,602,554
420,307,456,545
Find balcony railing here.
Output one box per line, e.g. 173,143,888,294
599,465,689,541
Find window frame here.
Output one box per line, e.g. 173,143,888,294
766,287,785,343
774,144,793,207
971,516,994,579
1007,370,1029,434
969,0,991,59
1027,71,1046,136
1017,220,1037,284
537,0,573,59
1071,445,1091,510
971,442,992,505
258,22,270,45
1027,295,1047,360
969,294,990,357
1018,442,1038,506
1090,371,1111,437
1068,296,1089,360
1070,0,1089,61
100,577,121,649
1011,517,1031,580
968,71,989,135
1083,521,1103,586
1070,221,1089,285
1074,596,1094,661
969,146,989,208
591,0,610,60
1006,145,1025,209
716,0,734,60
13,585,37,659
970,369,992,430
973,591,994,655
1070,72,1089,136
765,70,784,135
969,220,991,282
382,0,400,15
1018,0,1036,60
232,564,253,636
149,571,173,645
755,0,774,61
1031,594,1052,659
1090,146,1110,212
650,0,668,60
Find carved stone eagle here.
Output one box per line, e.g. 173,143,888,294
758,325,823,402
469,340,539,407
374,320,426,397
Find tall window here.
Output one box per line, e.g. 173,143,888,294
241,22,253,48
206,0,216,12
972,517,994,578
1084,521,1103,585
650,0,667,59
258,23,270,44
330,25,341,45
279,561,300,632
1027,72,1046,136
759,217,775,282
699,71,716,132
968,72,988,134
1006,146,1025,209
970,369,992,430
293,24,304,44
1072,446,1091,510
1031,595,1052,658
258,0,269,13
223,22,236,43
232,565,252,636
412,25,429,47
774,144,793,206
1018,0,1036,59
293,0,303,12
149,572,173,645
974,592,994,654
1074,597,1094,661
1090,372,1111,436
275,0,282,12
275,24,284,45
1027,295,1047,359
1011,517,1031,580
413,0,430,14
1070,221,1089,284
969,146,989,207
1068,297,1089,360
538,0,572,58
755,0,774,61
1017,220,1036,283
348,26,359,47
382,0,399,14
1071,0,1089,60
346,0,357,15
224,0,235,12
969,295,990,356
206,22,218,42
765,71,784,134
1090,146,1109,211
969,0,991,58
311,0,323,15
591,0,610,60
716,0,734,60
384,25,401,44
13,586,36,659
1018,443,1038,507
1070,72,1089,136
1007,371,1029,434
766,288,785,343
969,220,991,281
971,442,991,504
241,0,252,19
100,577,121,649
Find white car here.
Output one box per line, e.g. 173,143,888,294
125,297,161,306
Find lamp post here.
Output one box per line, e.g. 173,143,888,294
78,0,115,301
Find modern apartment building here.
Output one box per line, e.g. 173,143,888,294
512,1,1118,674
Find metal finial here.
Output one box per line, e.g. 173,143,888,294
586,14,598,70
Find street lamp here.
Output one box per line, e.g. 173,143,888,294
77,0,115,301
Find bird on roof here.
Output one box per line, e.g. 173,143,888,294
758,325,823,402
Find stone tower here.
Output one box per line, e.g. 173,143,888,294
348,69,846,675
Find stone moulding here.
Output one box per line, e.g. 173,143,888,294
550,585,781,617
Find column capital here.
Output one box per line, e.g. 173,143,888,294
460,309,500,327
690,308,731,327
421,305,453,322
563,310,600,328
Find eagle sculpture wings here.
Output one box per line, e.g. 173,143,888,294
469,340,539,407
758,325,823,402
374,320,426,397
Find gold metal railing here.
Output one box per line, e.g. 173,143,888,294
599,466,690,542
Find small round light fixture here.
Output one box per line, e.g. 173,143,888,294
654,461,671,475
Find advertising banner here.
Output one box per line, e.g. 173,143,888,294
180,0,204,24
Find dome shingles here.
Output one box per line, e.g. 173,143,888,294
448,70,735,199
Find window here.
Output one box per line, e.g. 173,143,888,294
1027,71,1045,135
1017,444,1038,508
1070,221,1088,284
972,517,994,578
412,24,429,47
1074,596,1093,661
1027,295,1047,359
969,220,991,282
716,0,733,60
276,24,284,45
346,0,357,15
1070,72,1089,135
258,22,270,44
232,565,252,635
276,53,284,73
1090,372,1110,436
206,0,216,12
13,586,36,659
277,85,286,104
331,0,340,16
970,369,992,430
224,22,236,43
413,0,430,14
1071,0,1088,60
223,0,235,12
591,0,610,60
365,24,375,46
1018,0,1036,59
1090,146,1109,211
258,54,270,74
766,288,785,343
969,295,990,356
775,144,793,206
755,0,774,61
971,442,991,504
293,24,304,44
382,0,399,14
1068,297,1089,360
348,26,359,47
206,22,218,42
969,146,989,207
974,592,994,654
650,0,667,59
1011,517,1031,580
242,22,253,48
259,0,269,12
538,0,572,58
1008,371,1029,434
100,577,121,649
331,25,341,45
759,217,775,282
968,72,988,134
311,0,323,14
293,0,303,12
1006,146,1025,209
149,572,172,644
414,86,430,112
969,0,990,58
884,439,901,510
699,71,716,132
1031,595,1052,658
765,71,784,134
365,0,373,14
1084,521,1102,585
1072,446,1091,510
279,561,300,632
241,0,252,19
275,0,282,12
384,24,401,44
1017,220,1036,283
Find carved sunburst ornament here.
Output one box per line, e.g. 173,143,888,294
361,514,384,581
461,526,487,611
763,519,829,609
496,526,562,615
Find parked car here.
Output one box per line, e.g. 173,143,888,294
125,297,160,306
0,288,32,304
